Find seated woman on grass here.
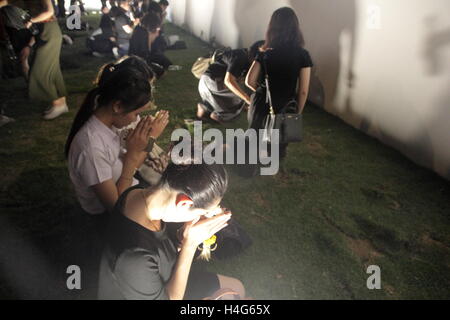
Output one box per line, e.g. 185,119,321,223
65,56,169,216
97,162,246,300
129,11,168,78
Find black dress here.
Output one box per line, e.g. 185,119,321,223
255,46,313,113
129,25,172,77
251,46,313,159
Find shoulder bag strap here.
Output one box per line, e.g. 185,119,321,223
261,52,275,115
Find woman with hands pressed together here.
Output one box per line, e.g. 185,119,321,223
66,56,169,216
98,163,246,300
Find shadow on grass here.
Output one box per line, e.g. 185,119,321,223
0,167,100,299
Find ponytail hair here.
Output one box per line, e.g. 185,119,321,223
65,56,154,158
64,87,100,157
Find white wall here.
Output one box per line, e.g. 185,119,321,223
169,0,450,180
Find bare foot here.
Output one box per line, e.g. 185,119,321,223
197,103,207,119
210,112,225,124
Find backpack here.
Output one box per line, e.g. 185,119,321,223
0,8,22,79
191,47,230,79
0,5,28,30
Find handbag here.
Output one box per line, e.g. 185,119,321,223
260,53,303,144
212,217,252,260
191,56,212,79
191,48,229,79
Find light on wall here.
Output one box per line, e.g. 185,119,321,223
367,4,382,30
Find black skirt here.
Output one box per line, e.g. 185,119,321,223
184,266,220,300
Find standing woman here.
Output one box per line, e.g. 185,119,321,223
245,7,313,159
24,0,68,120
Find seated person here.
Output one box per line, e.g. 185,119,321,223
129,11,166,77
197,40,264,123
144,0,172,70
114,0,138,56
153,0,169,51
97,162,246,300
66,56,170,215
159,0,169,19
86,5,119,57
130,0,144,19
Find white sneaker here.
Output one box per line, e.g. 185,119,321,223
92,51,104,58
42,104,68,120
0,114,15,127
112,47,120,59
62,34,73,45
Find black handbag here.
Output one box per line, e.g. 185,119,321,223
260,54,303,144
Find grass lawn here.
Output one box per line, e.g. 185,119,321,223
0,16,449,300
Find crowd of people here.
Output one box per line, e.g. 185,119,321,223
1,2,313,300
87,0,172,78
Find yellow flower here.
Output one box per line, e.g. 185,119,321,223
203,235,217,247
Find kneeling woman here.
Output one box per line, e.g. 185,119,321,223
98,163,246,300
197,41,263,123
65,56,169,215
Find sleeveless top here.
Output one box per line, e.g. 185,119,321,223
26,0,56,21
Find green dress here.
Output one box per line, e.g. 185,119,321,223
27,0,67,103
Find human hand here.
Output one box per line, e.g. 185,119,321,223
149,110,169,139
181,213,232,249
125,115,154,156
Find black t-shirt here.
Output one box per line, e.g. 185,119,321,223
129,25,149,60
98,186,179,300
204,49,250,79
99,13,115,38
256,46,313,111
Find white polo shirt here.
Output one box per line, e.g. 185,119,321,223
68,115,138,214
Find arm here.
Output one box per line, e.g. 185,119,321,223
165,213,231,300
245,61,261,92
92,113,169,212
297,67,311,114
91,152,141,213
29,0,55,24
224,72,251,105
164,242,197,300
